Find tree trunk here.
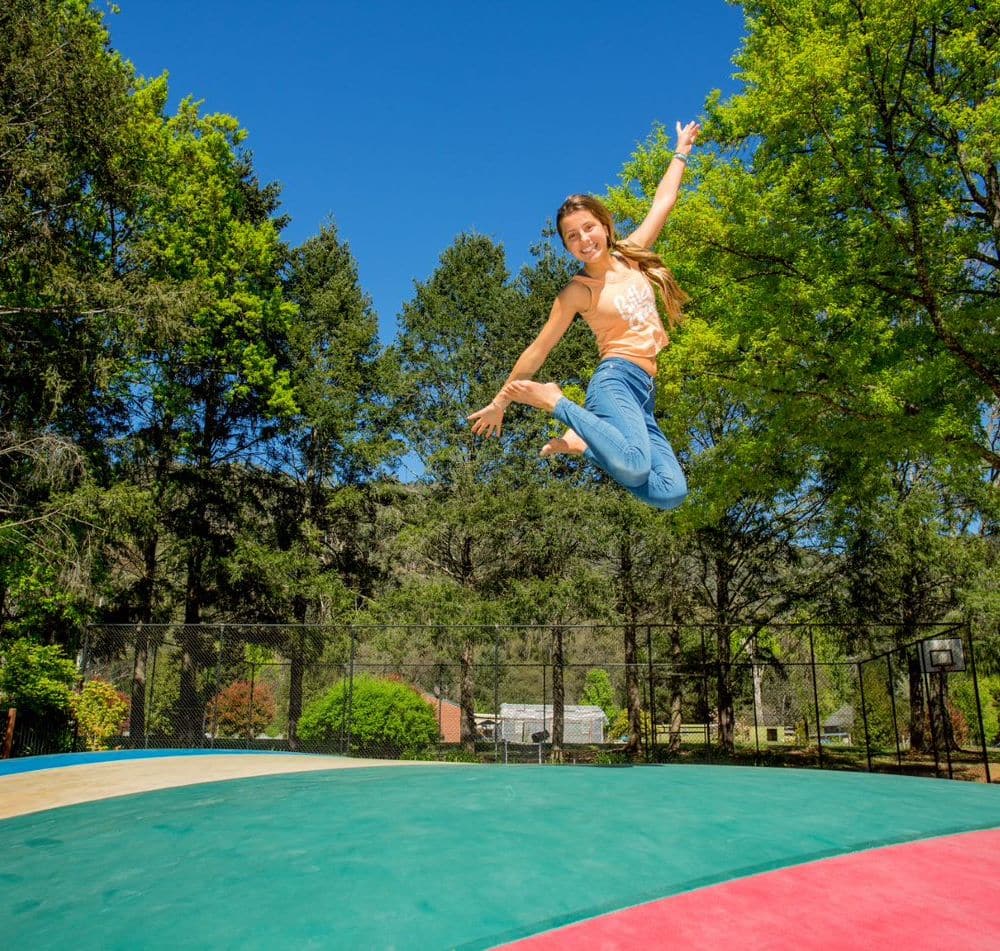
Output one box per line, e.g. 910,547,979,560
901,583,929,753
715,556,735,753
460,639,476,753
288,649,304,751
751,634,764,735
288,598,308,752
716,642,735,753
287,442,322,754
129,533,161,745
179,544,205,745
907,650,927,752
129,623,148,747
131,419,171,746
551,626,564,761
668,620,683,753
624,622,642,758
176,381,219,746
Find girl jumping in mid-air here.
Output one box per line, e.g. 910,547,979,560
467,120,699,510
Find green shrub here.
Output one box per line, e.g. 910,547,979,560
580,669,618,722
299,675,439,757
441,746,479,763
399,746,479,763
853,667,897,750
949,674,1000,746
71,679,129,751
594,750,630,766
607,707,630,742
0,639,77,716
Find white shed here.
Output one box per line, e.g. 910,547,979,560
499,703,608,744
822,704,854,744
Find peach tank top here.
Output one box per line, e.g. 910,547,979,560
571,257,668,377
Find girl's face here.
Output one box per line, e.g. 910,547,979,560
560,209,610,265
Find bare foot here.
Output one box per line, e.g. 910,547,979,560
541,429,587,458
502,380,564,413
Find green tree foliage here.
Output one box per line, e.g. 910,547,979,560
87,76,296,594
284,221,400,486
394,233,525,482
0,639,77,716
0,0,148,642
819,457,988,749
824,460,981,637
690,0,999,473
298,674,439,757
362,570,508,750
0,0,141,437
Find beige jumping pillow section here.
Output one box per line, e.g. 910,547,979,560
0,753,442,820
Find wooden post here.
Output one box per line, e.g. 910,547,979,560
2,708,16,759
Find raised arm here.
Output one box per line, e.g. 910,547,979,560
466,284,584,437
626,120,700,250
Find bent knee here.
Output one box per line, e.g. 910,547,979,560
609,461,651,489
654,490,687,511
651,475,688,511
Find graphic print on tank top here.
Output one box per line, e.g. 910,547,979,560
614,277,658,334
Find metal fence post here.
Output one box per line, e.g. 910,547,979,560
493,630,500,764
700,626,711,760
966,625,992,784
939,671,954,780
646,624,657,760
885,651,902,768
79,626,92,683
344,626,356,755
857,660,872,772
542,661,547,735
147,639,159,750
247,657,256,751
751,660,761,763
209,625,224,749
130,622,142,751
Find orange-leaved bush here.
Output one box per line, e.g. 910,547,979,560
207,680,277,739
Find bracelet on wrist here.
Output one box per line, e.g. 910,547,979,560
673,151,689,164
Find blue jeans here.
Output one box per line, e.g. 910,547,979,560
552,357,687,510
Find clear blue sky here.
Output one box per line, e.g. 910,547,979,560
106,0,747,343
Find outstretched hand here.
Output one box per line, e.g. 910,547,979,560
466,401,505,438
676,120,700,151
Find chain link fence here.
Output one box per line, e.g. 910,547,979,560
67,621,996,781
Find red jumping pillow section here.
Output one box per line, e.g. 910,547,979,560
502,828,1000,950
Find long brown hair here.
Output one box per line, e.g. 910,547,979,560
556,194,689,328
